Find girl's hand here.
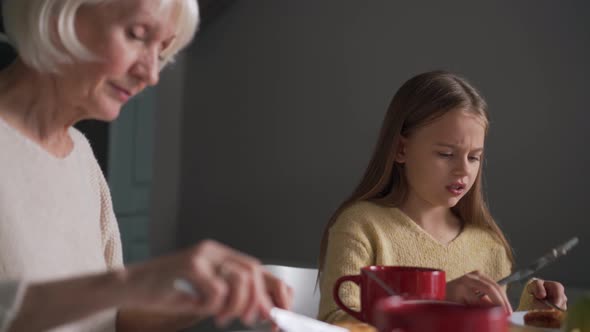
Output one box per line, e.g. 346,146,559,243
527,278,567,310
446,270,513,314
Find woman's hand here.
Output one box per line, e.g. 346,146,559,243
446,270,513,314
263,269,294,310
122,239,292,328
262,270,294,332
526,278,567,310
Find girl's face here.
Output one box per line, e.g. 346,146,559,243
58,0,178,121
396,108,486,209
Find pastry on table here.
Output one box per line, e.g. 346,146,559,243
524,309,565,329
333,321,377,332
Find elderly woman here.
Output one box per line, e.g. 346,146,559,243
0,0,291,331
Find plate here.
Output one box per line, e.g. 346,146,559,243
509,311,561,331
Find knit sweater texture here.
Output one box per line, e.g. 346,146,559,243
0,118,123,332
318,200,524,323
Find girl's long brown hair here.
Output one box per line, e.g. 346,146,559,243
318,71,514,274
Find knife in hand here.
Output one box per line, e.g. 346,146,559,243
497,237,579,286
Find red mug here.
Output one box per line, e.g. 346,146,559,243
374,297,508,332
333,266,446,324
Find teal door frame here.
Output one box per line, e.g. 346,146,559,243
108,89,155,263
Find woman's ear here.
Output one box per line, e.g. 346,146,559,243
394,136,407,163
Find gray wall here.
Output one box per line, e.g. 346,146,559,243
151,0,589,313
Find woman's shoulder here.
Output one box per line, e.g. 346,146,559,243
0,115,27,149
69,127,92,152
69,127,104,176
69,127,101,162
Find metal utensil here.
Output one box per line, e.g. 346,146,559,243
364,269,399,296
534,297,566,312
173,278,200,297
365,270,460,306
497,237,579,286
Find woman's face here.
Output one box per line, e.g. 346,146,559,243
396,109,486,209
60,0,178,121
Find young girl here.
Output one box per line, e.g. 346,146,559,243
318,71,567,323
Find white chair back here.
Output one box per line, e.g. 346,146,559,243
264,264,320,318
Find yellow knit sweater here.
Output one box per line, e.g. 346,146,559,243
318,201,533,323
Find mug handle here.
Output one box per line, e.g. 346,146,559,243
333,275,364,322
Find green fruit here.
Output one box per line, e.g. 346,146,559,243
565,294,590,332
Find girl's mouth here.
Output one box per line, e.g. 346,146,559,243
446,183,466,196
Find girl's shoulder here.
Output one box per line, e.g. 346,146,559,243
337,200,391,220
332,200,406,232
461,223,506,249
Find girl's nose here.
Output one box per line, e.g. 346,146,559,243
452,158,470,175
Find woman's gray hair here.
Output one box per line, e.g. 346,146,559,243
1,0,199,73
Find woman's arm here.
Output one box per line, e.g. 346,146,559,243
115,309,203,332
8,271,128,332
114,259,293,332
6,240,292,332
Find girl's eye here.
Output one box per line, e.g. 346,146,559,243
438,152,453,158
468,156,481,162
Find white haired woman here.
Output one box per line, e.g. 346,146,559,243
0,0,292,331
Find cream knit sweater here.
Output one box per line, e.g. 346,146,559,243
318,201,519,323
0,118,123,332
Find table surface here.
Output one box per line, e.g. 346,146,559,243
233,325,543,332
